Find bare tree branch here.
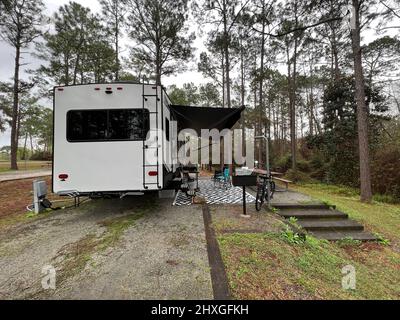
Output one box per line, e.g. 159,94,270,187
380,0,400,19
253,16,344,38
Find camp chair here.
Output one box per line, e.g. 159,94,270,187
213,167,231,190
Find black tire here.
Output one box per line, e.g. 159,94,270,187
255,183,265,211
265,180,276,200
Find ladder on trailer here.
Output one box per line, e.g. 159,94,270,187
142,83,161,189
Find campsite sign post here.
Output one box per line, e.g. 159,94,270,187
232,174,257,217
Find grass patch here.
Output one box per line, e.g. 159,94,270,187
53,200,156,285
0,209,55,230
0,160,51,173
218,232,400,300
97,212,145,249
216,183,400,299
55,233,99,285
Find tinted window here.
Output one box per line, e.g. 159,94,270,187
165,118,170,141
108,109,149,140
67,109,149,142
67,110,107,141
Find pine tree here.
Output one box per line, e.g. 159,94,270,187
99,0,128,80
0,0,46,170
127,0,194,85
36,2,117,86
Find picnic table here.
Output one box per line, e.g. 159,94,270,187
252,168,283,176
252,168,292,191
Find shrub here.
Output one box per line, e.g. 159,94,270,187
299,139,313,160
309,152,325,170
273,154,291,172
285,169,312,183
297,159,311,172
30,151,52,161
309,165,329,182
280,226,304,244
371,147,400,201
372,194,399,204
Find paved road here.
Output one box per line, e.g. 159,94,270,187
0,170,52,182
0,195,213,299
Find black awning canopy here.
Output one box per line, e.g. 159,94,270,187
169,105,245,135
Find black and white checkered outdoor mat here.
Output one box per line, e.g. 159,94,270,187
173,179,256,206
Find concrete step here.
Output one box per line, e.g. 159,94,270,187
279,209,348,219
298,219,364,231
273,203,334,210
310,230,377,241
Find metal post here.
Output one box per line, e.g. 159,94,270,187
265,137,271,209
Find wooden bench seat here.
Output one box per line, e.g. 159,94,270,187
272,177,292,190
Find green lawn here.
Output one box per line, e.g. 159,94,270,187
216,183,400,300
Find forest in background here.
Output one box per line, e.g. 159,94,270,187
0,0,400,203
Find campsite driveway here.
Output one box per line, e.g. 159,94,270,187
0,195,213,299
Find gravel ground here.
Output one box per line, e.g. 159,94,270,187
0,195,213,300
247,186,319,205
271,190,317,204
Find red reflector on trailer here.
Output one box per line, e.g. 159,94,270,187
117,87,123,90
57,88,64,91
106,87,112,90
94,87,100,91
148,171,158,176
58,174,68,180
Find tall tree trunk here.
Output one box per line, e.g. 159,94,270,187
10,43,21,170
156,45,161,85
221,50,225,107
220,50,226,170
333,43,340,81
258,2,266,167
308,93,314,136
351,0,372,202
286,41,296,171
22,133,28,161
64,54,70,85
115,2,120,81
240,38,246,156
73,54,81,85
115,26,119,81
222,1,231,109
329,1,340,82
30,134,33,152
308,61,315,137
290,6,299,171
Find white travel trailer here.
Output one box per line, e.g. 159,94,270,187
53,83,177,196
52,82,244,197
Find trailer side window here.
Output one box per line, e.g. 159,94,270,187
67,110,107,141
108,109,149,140
165,118,170,141
67,109,149,142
